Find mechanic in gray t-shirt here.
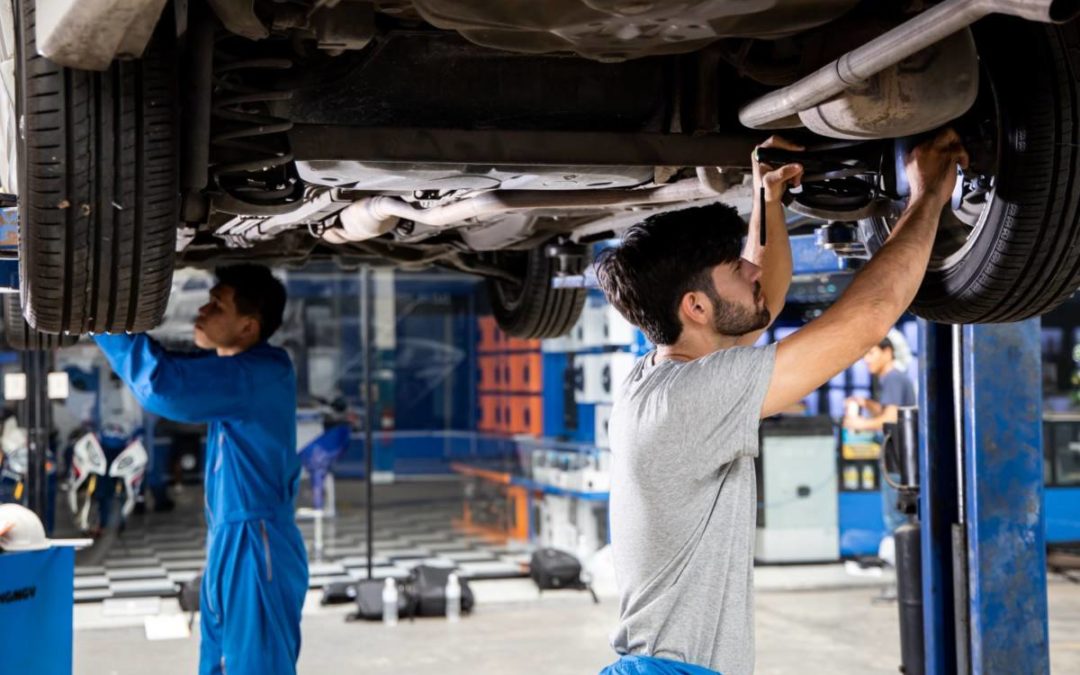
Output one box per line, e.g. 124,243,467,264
844,335,917,533
845,335,917,428
593,130,968,675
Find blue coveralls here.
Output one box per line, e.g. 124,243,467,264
94,334,309,675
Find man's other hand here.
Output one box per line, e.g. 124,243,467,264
753,136,805,203
905,128,970,207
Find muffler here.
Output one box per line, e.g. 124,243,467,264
738,0,1080,133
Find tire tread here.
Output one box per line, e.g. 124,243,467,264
15,0,176,335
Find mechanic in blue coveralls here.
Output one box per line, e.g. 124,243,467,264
93,264,308,675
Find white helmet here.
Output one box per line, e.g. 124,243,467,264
0,503,92,552
0,503,48,551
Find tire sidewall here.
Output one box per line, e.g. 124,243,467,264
861,18,1067,323
487,243,588,339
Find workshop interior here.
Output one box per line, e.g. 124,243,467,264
1,0,1080,673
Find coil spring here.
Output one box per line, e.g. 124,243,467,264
210,44,300,209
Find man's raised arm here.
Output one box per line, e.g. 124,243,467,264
95,333,251,423
761,129,968,418
736,136,803,347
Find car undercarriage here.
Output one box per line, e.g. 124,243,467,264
4,0,1080,342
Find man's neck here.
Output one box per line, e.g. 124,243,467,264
216,340,258,357
655,330,741,363
879,361,895,378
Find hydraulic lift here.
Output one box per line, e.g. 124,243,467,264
906,320,1049,674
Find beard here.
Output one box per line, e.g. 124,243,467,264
705,283,771,337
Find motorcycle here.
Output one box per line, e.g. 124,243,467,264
0,416,28,502
0,415,61,532
67,428,148,534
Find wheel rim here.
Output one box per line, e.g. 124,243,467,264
927,76,999,272
931,176,995,272
879,59,1000,273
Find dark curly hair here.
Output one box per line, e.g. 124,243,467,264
595,203,746,346
214,264,287,342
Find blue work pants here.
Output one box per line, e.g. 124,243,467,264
198,509,308,675
600,655,721,674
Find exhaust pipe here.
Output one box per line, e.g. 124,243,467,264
738,0,1080,130
321,175,727,243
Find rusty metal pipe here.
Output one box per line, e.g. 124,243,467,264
739,0,1080,130
323,176,721,242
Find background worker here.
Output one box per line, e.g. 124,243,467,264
94,264,308,675
595,129,967,674
844,335,917,536
844,336,917,433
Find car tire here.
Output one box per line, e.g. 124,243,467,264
2,292,76,349
860,17,1080,323
11,0,178,335
487,243,587,339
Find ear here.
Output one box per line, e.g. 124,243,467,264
242,315,262,342
678,290,711,328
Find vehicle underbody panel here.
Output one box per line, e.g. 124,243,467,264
180,20,764,271
403,0,861,61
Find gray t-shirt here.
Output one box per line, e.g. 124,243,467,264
874,368,916,408
608,344,777,675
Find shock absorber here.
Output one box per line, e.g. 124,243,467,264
210,38,302,212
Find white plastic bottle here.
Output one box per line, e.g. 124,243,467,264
445,572,461,622
382,578,399,626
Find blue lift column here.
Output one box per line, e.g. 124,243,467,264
918,320,1049,674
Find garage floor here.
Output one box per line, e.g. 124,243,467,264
72,574,1080,674
66,479,1080,674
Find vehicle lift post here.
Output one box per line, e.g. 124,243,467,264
917,320,1049,673
20,348,51,522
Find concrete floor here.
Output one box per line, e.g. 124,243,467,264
66,479,1080,673
74,576,1080,674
